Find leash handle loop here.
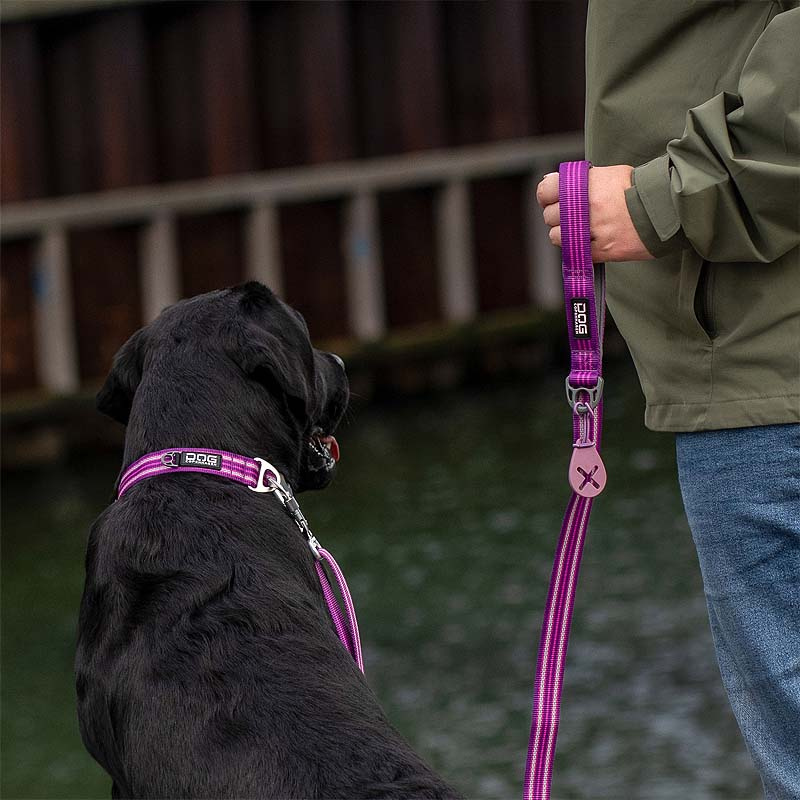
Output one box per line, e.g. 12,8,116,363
523,161,606,800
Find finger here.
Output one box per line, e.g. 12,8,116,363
548,225,561,247
535,172,559,208
542,202,560,227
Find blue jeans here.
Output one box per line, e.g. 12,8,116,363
676,423,800,800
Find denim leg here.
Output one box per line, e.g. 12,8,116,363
676,423,800,800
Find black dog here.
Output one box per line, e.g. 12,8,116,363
76,282,460,799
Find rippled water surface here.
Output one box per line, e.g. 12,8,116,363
1,362,760,799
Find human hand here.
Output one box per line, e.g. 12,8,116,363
536,165,655,262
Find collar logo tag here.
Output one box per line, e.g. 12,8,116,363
179,451,222,470
571,298,590,339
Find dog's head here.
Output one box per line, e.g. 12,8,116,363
97,282,349,492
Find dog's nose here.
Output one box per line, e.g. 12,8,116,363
330,353,345,370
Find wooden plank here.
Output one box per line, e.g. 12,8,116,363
42,16,95,194
253,2,355,168
353,1,446,156
0,239,38,393
196,1,259,176
483,1,534,140
378,188,440,328
530,0,588,134
252,2,355,336
86,8,154,190
353,3,447,329
148,2,205,181
1,134,586,237
0,23,48,202
69,225,142,381
280,200,349,339
294,1,355,164
471,175,529,313
251,1,302,169
389,2,447,153
177,211,245,298
444,1,534,146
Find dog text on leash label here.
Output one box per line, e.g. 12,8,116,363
571,298,591,339
179,452,222,470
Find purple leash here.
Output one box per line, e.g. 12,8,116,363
523,160,607,800
117,448,365,672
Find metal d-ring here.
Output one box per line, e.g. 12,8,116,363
565,376,604,412
160,451,180,468
249,457,282,493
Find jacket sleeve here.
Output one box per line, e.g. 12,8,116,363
624,7,800,263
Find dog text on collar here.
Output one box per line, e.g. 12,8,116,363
180,451,222,470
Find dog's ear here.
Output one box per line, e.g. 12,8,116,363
225,320,311,415
96,329,146,425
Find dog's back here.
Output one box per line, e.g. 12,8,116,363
78,477,458,799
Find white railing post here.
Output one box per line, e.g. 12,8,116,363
525,172,563,310
436,179,477,323
246,202,284,297
140,213,181,322
33,227,80,393
344,192,385,340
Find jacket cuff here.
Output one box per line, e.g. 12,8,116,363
624,154,689,258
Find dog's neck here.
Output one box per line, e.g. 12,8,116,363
119,364,306,490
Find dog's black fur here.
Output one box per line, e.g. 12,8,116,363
76,283,460,799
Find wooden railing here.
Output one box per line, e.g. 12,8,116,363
1,133,583,395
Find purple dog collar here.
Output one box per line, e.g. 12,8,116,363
116,446,364,673
117,448,280,498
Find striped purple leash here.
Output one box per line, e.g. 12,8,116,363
523,160,607,800
117,448,364,673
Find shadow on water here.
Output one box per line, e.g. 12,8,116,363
1,360,759,799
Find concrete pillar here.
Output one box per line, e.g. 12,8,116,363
140,213,181,322
245,202,284,297
33,228,80,393
525,171,563,310
436,179,477,323
344,192,386,340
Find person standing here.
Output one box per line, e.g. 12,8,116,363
537,3,800,798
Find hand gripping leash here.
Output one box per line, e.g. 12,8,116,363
523,161,607,800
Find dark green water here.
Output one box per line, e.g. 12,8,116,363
1,362,760,799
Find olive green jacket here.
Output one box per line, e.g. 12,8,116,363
585,1,800,432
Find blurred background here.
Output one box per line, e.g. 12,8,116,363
1,1,758,798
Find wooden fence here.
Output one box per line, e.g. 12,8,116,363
1,134,583,396
1,0,588,399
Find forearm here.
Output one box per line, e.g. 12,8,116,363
627,8,800,263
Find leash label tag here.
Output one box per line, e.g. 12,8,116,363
571,298,591,339
568,444,606,497
179,451,222,470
